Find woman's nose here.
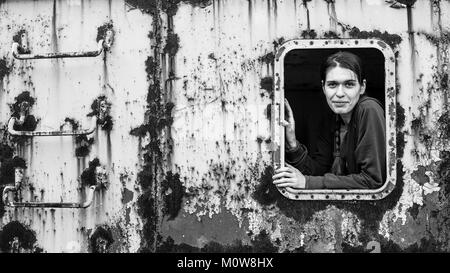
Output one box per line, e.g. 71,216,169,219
335,85,345,97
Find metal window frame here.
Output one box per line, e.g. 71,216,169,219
272,38,397,201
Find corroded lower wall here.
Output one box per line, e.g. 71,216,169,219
0,0,450,253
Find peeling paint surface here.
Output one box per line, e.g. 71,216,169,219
0,0,150,252
0,0,450,253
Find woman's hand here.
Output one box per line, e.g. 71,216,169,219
272,163,306,190
282,99,297,150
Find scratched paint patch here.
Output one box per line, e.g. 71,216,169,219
394,171,424,224
302,208,337,253
379,152,450,250
183,158,269,225
340,211,362,247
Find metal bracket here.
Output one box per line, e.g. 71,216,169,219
2,166,104,208
103,30,114,50
11,30,114,60
2,185,97,208
8,116,98,137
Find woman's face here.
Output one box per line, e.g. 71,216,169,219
322,65,366,116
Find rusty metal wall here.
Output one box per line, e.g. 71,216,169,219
0,0,450,253
0,0,151,252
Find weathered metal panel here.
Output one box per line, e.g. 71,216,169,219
0,0,449,253
0,0,152,252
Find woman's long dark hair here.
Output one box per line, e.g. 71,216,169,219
321,51,365,175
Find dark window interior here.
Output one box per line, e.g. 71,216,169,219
284,48,385,155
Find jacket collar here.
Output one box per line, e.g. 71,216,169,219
334,94,382,130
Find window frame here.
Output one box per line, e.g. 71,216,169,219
272,38,397,201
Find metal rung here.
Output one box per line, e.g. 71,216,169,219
8,116,97,137
12,40,106,60
2,185,97,208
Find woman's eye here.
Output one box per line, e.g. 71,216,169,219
327,83,337,88
345,82,355,88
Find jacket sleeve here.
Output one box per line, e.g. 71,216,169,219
285,130,334,176
305,103,386,189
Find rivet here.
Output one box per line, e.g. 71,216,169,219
310,41,314,45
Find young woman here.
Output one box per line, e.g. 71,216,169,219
273,51,386,191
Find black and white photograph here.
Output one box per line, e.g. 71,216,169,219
0,0,449,265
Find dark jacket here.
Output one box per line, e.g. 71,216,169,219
285,95,386,189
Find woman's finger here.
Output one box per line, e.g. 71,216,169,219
272,177,292,185
285,99,295,118
274,167,291,173
280,120,290,127
285,163,302,174
275,182,296,188
272,171,293,180
272,172,286,180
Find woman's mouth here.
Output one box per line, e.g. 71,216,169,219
332,101,348,107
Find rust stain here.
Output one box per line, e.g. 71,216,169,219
89,225,114,253
349,28,402,49
0,221,42,253
0,58,11,81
